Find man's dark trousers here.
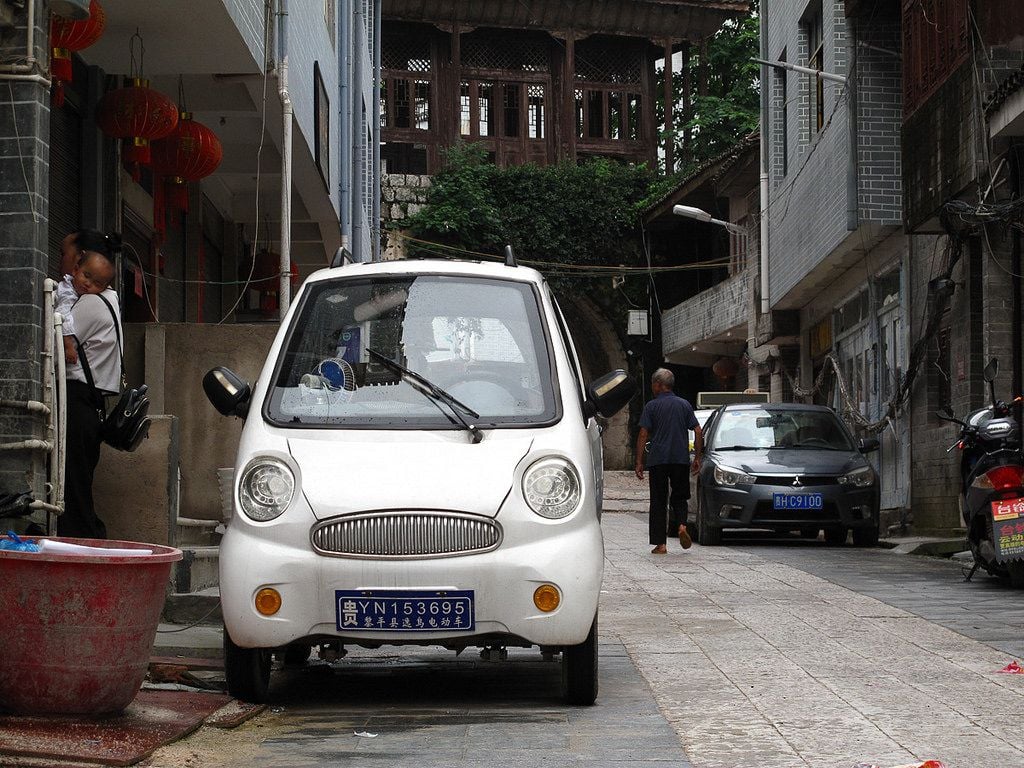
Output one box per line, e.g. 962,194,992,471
648,463,689,545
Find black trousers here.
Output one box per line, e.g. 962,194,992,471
59,380,107,539
648,463,690,545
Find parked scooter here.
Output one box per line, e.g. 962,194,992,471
938,358,1024,587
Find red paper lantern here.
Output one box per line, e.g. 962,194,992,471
712,357,739,381
50,0,105,106
151,112,223,212
95,78,179,178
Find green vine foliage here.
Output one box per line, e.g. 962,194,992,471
403,142,672,271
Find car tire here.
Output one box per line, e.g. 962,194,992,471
696,492,722,546
563,614,598,706
852,524,879,548
824,526,847,546
799,527,819,540
224,629,272,703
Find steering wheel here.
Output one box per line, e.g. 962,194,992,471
798,437,831,447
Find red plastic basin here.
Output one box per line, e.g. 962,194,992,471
0,537,182,715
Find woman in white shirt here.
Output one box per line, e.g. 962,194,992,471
60,243,120,539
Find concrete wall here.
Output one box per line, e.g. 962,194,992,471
126,323,279,521
662,272,750,354
94,416,178,545
222,0,266,68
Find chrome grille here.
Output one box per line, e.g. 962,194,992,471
311,511,502,559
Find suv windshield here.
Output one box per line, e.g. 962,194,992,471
265,275,558,428
712,408,854,451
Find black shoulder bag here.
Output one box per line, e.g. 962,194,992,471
76,295,152,452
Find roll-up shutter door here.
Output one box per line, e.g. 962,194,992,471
47,103,83,278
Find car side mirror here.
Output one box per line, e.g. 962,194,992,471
858,437,880,453
584,369,637,418
203,366,252,418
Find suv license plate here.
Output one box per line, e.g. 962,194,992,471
773,493,823,510
335,590,474,632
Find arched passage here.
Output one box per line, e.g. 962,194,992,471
558,294,633,470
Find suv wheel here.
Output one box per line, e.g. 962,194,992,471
696,492,722,546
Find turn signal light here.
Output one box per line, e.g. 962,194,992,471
533,584,561,612
254,587,282,616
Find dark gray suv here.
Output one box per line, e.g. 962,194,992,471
693,403,880,546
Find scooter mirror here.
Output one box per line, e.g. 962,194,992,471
938,405,954,419
984,357,999,383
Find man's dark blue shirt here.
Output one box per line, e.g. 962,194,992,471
639,391,699,466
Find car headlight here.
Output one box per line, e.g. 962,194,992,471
523,457,582,519
713,464,757,486
238,457,295,521
838,465,875,488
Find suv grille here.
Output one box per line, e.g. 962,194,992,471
754,475,838,486
311,511,502,559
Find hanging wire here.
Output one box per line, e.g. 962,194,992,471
129,29,144,80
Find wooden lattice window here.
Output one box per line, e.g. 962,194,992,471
901,0,969,119
461,80,546,140
382,32,433,131
574,39,642,143
461,35,549,73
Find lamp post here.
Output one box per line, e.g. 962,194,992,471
672,204,746,235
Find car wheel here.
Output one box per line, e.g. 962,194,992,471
696,492,722,546
799,527,819,540
852,523,879,548
824,526,847,546
224,629,272,703
563,614,598,706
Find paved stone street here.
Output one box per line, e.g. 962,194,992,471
143,475,1024,768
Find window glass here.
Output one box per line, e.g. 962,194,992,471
267,276,558,428
712,408,854,451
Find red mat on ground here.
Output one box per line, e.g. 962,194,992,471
0,689,232,766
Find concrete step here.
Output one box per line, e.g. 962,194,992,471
162,587,223,626
173,545,220,593
174,516,223,548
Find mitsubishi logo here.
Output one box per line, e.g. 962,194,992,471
792,476,803,488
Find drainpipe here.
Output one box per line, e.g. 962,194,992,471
759,4,770,317
278,0,293,319
0,0,50,87
846,19,858,233
338,5,352,252
351,4,366,262
371,0,382,261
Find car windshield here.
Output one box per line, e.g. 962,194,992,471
712,408,854,451
265,275,558,427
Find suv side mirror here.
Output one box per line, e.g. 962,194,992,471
584,369,637,418
858,437,880,453
203,366,252,418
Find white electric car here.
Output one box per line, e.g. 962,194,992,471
203,257,635,705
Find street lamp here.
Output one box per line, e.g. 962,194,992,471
672,204,746,235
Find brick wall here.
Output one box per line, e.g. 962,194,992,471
854,11,902,225
764,0,852,305
661,271,750,354
223,0,267,68
0,3,50,501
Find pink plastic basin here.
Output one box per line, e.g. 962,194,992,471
0,537,182,715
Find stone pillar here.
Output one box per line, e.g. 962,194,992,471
0,1,51,503
770,346,801,403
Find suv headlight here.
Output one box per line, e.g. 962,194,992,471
523,457,582,519
838,466,875,488
713,464,757,486
238,457,295,521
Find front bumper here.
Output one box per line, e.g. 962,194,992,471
702,481,878,530
219,518,603,651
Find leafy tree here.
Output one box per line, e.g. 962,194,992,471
659,0,760,174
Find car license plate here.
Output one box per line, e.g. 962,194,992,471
335,590,474,632
992,497,1024,521
773,493,823,510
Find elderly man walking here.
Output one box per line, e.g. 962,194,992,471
634,368,702,554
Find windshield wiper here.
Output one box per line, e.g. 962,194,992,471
715,445,760,451
775,443,845,450
366,347,484,443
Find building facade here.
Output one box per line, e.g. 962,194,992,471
0,0,379,537
379,0,747,174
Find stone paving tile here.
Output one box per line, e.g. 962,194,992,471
600,512,1024,768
